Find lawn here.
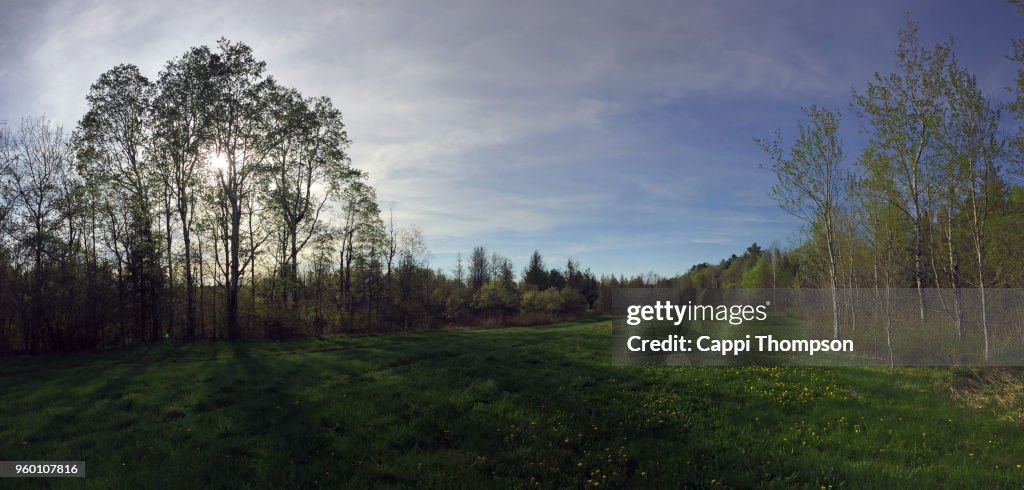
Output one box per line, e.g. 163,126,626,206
2,318,1023,488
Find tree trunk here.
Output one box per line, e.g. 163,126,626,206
227,197,241,340
825,217,840,340
165,186,174,339
970,189,989,361
946,207,963,340
181,213,195,340
290,222,299,308
196,224,204,339
914,231,925,326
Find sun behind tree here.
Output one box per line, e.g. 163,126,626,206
208,151,229,176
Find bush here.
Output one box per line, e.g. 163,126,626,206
472,280,519,317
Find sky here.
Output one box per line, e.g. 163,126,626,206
1,0,1022,277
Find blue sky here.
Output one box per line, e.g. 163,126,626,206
1,0,1021,277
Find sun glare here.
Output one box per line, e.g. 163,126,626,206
209,152,229,175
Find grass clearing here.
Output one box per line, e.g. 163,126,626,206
2,318,1024,488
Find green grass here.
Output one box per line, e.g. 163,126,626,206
2,319,1024,488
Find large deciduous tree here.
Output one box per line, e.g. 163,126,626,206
264,86,359,306
206,39,275,339
152,46,217,340
1,118,79,352
76,64,163,343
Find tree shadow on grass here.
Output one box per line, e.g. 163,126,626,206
273,324,1024,488
170,341,340,488
0,345,200,489
250,324,704,487
5,323,1024,487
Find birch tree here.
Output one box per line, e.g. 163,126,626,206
758,105,846,340
941,59,1003,358
852,22,951,326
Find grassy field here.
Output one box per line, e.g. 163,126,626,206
2,318,1024,488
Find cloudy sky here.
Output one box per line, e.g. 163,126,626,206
1,0,1021,277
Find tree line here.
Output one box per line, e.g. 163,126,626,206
615,17,1024,362
0,39,609,354
755,19,1024,358
8,18,1024,356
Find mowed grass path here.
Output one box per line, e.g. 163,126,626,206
2,319,1023,488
